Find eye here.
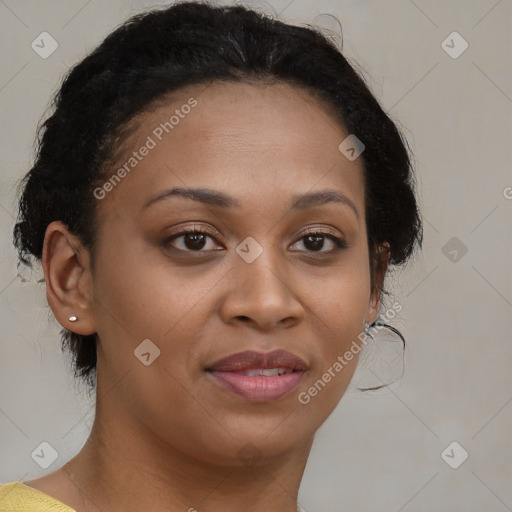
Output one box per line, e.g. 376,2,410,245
163,226,223,253
290,230,347,253
162,226,348,255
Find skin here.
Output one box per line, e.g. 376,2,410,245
25,81,389,512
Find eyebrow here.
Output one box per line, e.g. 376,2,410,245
142,186,359,219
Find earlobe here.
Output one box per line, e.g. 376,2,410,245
367,242,391,324
42,221,96,335
367,292,380,325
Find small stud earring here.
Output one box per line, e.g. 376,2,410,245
68,315,78,322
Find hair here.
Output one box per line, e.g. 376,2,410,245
13,0,422,389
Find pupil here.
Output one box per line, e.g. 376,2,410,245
305,235,323,251
186,233,206,250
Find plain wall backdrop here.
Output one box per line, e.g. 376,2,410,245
1,1,511,511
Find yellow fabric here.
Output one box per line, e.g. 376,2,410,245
0,482,76,511
0,481,307,511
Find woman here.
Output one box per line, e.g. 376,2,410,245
1,1,421,511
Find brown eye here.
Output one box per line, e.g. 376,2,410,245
163,228,223,253
291,231,347,253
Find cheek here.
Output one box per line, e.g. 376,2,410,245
312,250,372,333
314,282,368,380
90,239,217,381
88,239,169,375
301,251,371,396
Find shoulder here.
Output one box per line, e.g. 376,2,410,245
0,482,77,512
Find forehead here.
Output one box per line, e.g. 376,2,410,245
96,81,366,219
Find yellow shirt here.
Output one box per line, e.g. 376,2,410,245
0,482,76,511
0,481,308,511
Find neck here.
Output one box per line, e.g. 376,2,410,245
61,397,314,512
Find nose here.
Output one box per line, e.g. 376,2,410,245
218,248,304,331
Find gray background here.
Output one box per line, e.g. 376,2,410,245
1,1,511,511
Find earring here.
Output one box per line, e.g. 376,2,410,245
352,319,406,391
364,320,404,346
68,315,78,322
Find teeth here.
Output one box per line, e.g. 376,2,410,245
240,368,292,376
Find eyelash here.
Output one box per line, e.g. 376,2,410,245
163,226,348,256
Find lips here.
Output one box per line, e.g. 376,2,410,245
207,349,308,372
206,349,308,402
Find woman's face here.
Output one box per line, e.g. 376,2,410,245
85,81,384,465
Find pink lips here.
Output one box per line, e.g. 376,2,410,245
206,349,308,402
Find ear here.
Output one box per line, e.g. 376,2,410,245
366,242,391,324
42,221,97,335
